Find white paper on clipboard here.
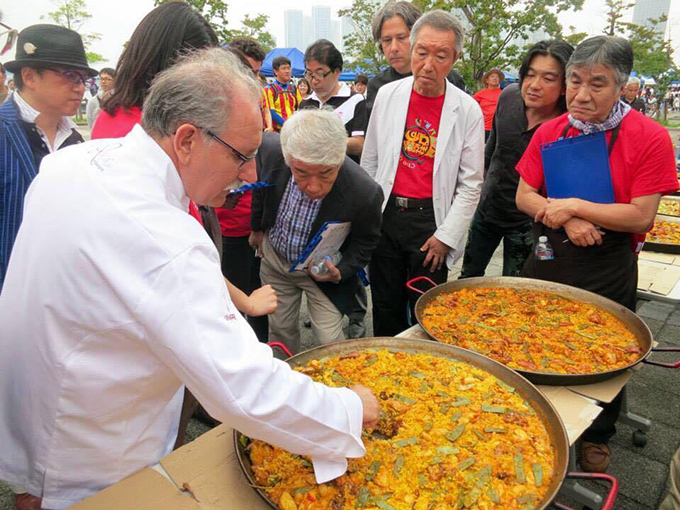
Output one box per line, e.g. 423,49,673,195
289,222,351,272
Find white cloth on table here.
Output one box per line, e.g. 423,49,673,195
0,125,364,509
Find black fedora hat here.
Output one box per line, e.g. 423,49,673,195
5,24,97,77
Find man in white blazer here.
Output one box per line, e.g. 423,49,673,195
361,10,484,337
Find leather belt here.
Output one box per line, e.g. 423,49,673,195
388,194,433,210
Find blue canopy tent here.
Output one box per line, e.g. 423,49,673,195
260,48,306,78
339,65,380,82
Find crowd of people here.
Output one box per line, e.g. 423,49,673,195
0,2,679,509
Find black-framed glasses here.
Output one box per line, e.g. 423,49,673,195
303,69,333,81
207,130,256,169
51,68,95,88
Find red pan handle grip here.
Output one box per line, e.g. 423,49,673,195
406,276,438,294
551,472,619,510
268,342,293,359
644,346,680,368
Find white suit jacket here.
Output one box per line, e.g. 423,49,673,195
0,125,364,509
361,76,485,268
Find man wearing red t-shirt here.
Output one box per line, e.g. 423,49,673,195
516,36,679,472
362,10,484,336
472,68,503,140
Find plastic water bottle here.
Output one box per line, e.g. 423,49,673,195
535,236,554,261
311,251,342,276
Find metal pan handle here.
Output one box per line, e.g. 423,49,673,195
406,276,438,294
644,346,680,368
551,472,619,510
268,341,293,359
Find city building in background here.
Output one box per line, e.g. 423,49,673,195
284,10,304,50
632,0,670,35
284,6,354,52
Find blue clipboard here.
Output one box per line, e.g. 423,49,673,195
289,221,345,273
540,131,615,204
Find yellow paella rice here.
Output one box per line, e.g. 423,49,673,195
421,287,641,375
658,199,680,217
245,349,556,510
648,219,680,245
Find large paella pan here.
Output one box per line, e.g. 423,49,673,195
234,338,618,510
409,276,680,385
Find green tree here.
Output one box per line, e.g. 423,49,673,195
154,0,276,51
564,26,588,47
155,0,231,41
227,13,276,52
413,0,584,90
42,0,104,63
337,0,386,74
603,0,634,36
627,16,673,77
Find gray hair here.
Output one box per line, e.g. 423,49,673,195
566,36,633,88
280,109,348,168
142,47,260,138
410,9,465,55
627,76,641,87
372,1,422,46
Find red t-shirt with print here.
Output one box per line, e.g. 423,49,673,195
516,110,679,251
392,89,445,199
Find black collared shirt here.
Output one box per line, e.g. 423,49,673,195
621,96,646,114
477,83,547,229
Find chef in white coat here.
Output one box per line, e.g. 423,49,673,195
0,48,380,510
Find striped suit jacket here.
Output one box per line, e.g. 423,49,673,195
0,98,39,290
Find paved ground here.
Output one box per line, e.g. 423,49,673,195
1,123,679,508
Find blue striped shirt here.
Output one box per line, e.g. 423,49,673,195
269,177,322,262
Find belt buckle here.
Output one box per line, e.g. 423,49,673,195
396,196,409,209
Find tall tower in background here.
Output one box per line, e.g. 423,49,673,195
284,10,304,49
312,6,332,41
632,0,671,35
303,16,313,49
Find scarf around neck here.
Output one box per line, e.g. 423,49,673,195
568,100,632,134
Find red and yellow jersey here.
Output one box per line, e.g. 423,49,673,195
265,81,301,132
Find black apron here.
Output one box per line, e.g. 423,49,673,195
521,123,638,311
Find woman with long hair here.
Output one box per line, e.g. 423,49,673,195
91,2,218,138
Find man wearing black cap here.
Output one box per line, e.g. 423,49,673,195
0,24,97,292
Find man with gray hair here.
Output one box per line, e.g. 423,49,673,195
621,75,645,113
362,9,484,337
0,48,380,508
516,35,678,472
249,109,384,354
365,1,465,116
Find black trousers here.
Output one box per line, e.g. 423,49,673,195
221,235,269,343
370,199,448,337
522,223,637,445
460,209,533,278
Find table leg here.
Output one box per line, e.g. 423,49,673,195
559,443,605,508
617,385,651,446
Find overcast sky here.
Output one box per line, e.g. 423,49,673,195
2,0,680,70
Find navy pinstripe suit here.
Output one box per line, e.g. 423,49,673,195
0,97,82,290
0,98,38,291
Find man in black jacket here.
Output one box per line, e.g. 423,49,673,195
249,109,384,354
365,1,466,117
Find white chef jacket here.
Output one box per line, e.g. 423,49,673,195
0,125,365,509
360,76,485,269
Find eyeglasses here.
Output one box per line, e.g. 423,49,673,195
50,68,95,88
303,69,333,81
207,130,256,170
